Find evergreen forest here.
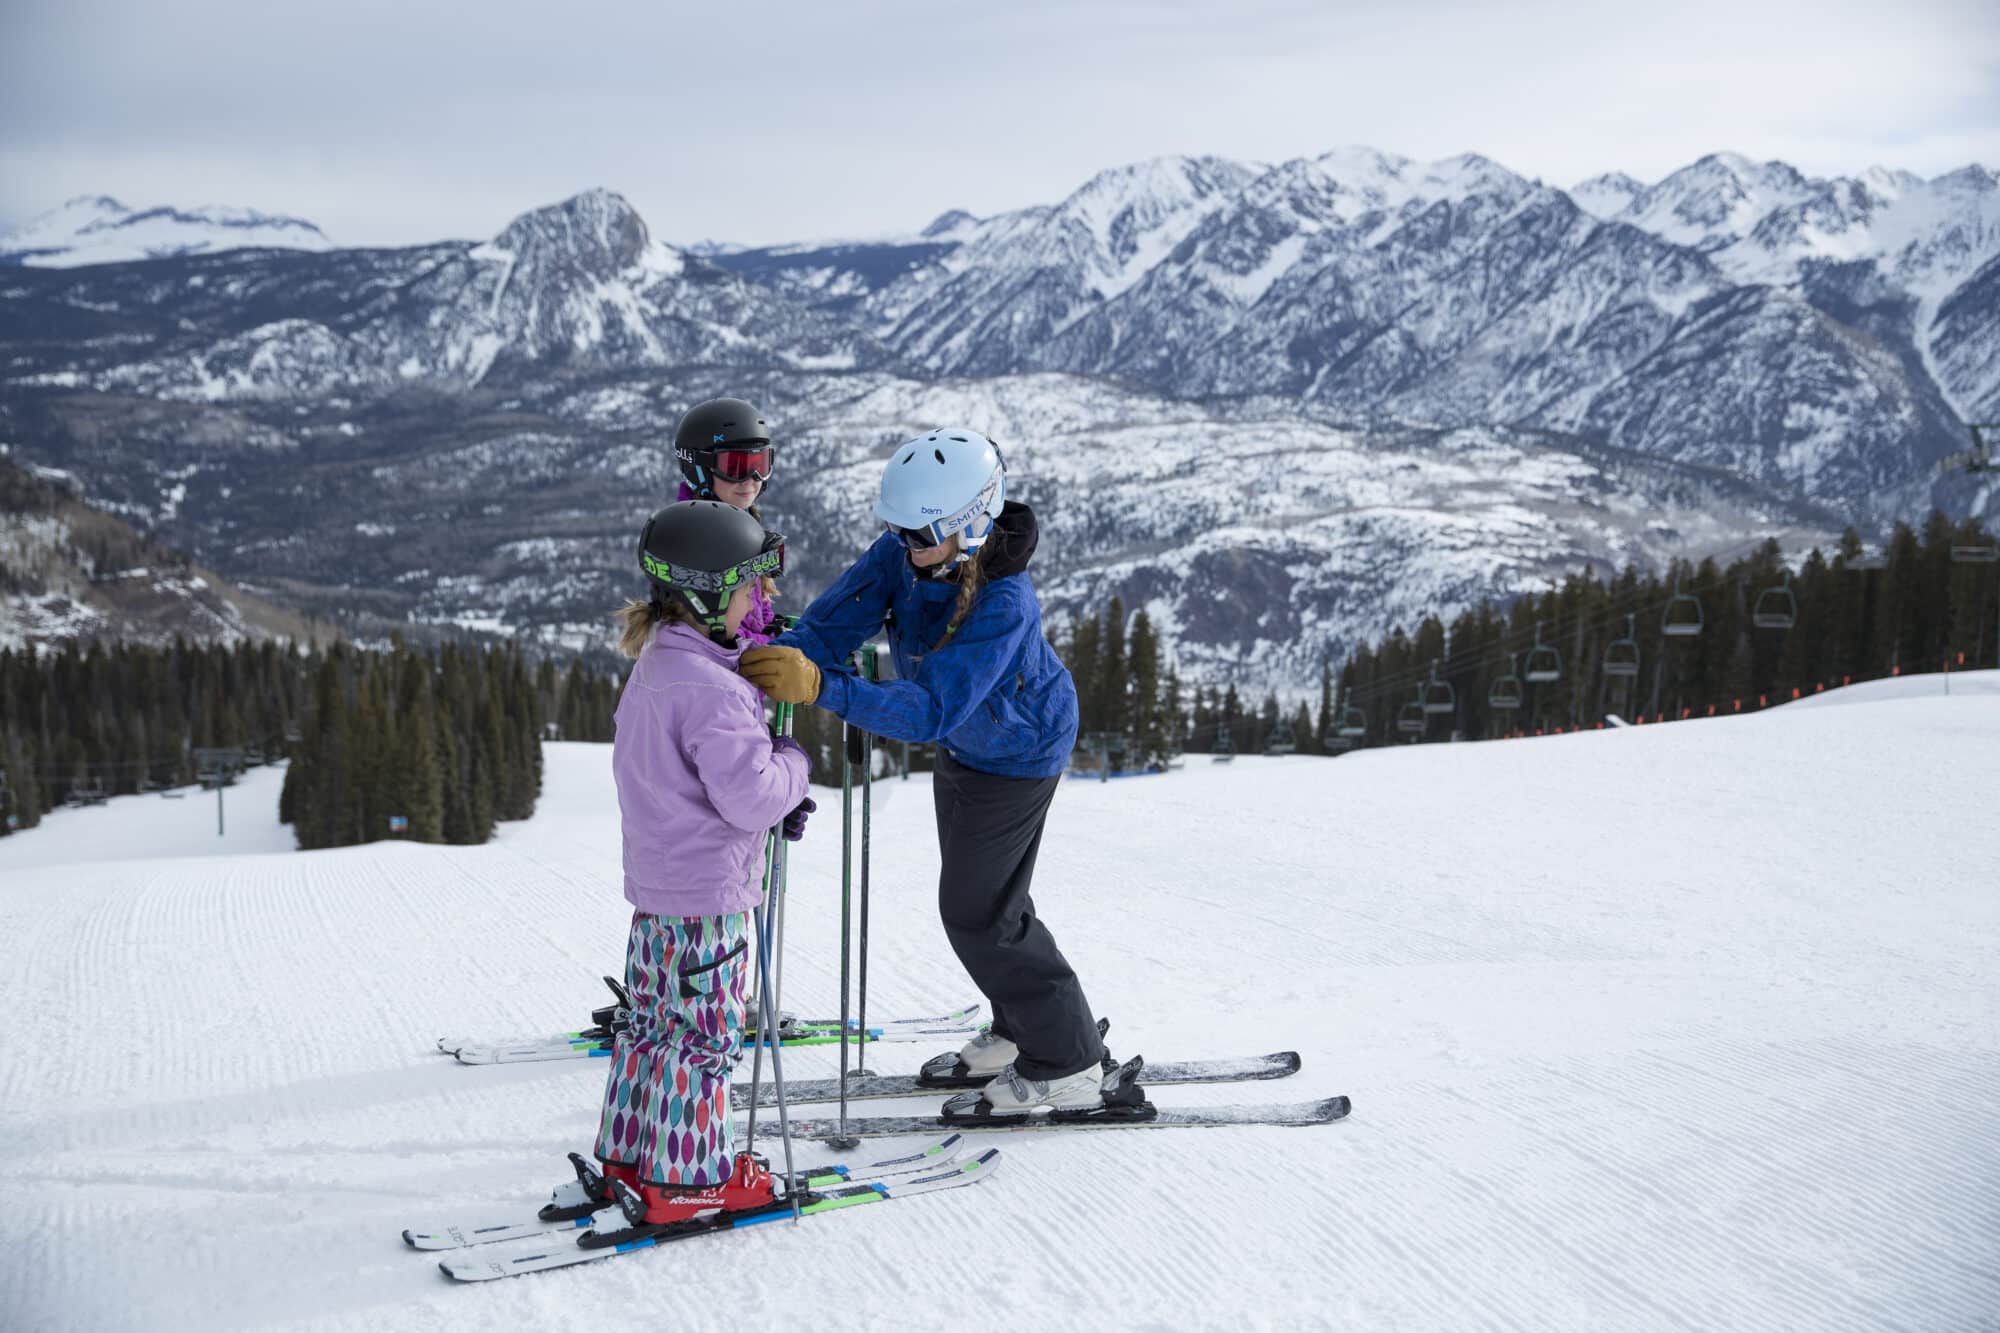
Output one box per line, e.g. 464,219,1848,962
0,638,576,848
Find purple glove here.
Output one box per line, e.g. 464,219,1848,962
771,734,811,776
782,797,816,842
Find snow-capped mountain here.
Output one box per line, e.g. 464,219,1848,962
2,189,880,399
0,196,335,267
3,151,1995,693
869,155,1262,373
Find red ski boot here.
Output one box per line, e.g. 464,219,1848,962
541,1154,645,1223
616,1151,782,1227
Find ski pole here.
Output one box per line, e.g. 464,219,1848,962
768,703,795,1022
743,831,775,1155
745,702,802,1218
855,704,875,1083
831,716,858,1149
852,643,887,1082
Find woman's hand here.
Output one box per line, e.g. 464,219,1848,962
740,646,823,704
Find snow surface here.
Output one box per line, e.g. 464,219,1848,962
1,688,1996,1330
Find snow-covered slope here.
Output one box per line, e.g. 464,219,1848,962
0,196,334,267
3,687,1996,1330
0,457,324,650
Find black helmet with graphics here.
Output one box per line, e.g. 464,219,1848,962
673,397,774,499
637,500,784,643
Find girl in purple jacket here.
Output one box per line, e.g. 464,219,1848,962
672,396,781,644
586,499,813,1226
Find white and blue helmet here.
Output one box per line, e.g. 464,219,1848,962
875,428,1006,557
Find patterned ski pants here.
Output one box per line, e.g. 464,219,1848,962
593,911,749,1186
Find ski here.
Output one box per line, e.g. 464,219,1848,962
448,1021,983,1065
772,1095,1349,1140
764,1056,1347,1138
403,1134,967,1251
435,1149,998,1281
440,1000,984,1064
741,1049,1301,1107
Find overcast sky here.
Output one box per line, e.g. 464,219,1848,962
2,0,1996,249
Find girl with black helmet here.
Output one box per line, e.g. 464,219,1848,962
739,429,1106,1116
584,499,815,1225
673,397,782,644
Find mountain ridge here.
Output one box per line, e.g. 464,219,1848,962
3,147,1994,692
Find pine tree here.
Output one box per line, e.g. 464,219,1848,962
1127,610,1163,766
1068,615,1101,735
1099,598,1128,740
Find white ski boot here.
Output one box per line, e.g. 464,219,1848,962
979,1062,1105,1113
957,1029,1019,1077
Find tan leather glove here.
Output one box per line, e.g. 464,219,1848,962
740,645,823,704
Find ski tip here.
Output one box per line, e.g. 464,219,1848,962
402,1228,421,1248
1320,1095,1352,1121
1274,1051,1303,1073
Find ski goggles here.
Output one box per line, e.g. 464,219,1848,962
641,531,785,593
888,523,945,551
704,445,773,483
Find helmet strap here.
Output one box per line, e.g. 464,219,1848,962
673,588,737,647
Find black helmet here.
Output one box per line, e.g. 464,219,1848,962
674,397,774,499
638,500,785,644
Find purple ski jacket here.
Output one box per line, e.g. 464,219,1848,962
613,622,809,918
676,481,777,643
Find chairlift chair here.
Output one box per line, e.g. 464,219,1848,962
1397,693,1428,735
1337,705,1367,739
1421,661,1456,715
1524,622,1562,683
1752,573,1798,630
1950,540,1999,564
1211,727,1236,762
1488,654,1524,710
1662,578,1704,637
1602,614,1641,677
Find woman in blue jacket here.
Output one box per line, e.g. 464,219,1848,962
739,428,1106,1114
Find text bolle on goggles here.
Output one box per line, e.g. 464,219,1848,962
699,444,774,483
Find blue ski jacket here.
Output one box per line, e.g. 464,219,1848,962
775,502,1079,779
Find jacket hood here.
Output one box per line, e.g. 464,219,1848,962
977,501,1039,580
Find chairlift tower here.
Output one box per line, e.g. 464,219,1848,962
193,746,246,836
1946,519,2000,670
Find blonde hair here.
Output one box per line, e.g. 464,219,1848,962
934,537,986,651
615,596,703,658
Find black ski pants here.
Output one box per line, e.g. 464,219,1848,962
932,751,1104,1080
